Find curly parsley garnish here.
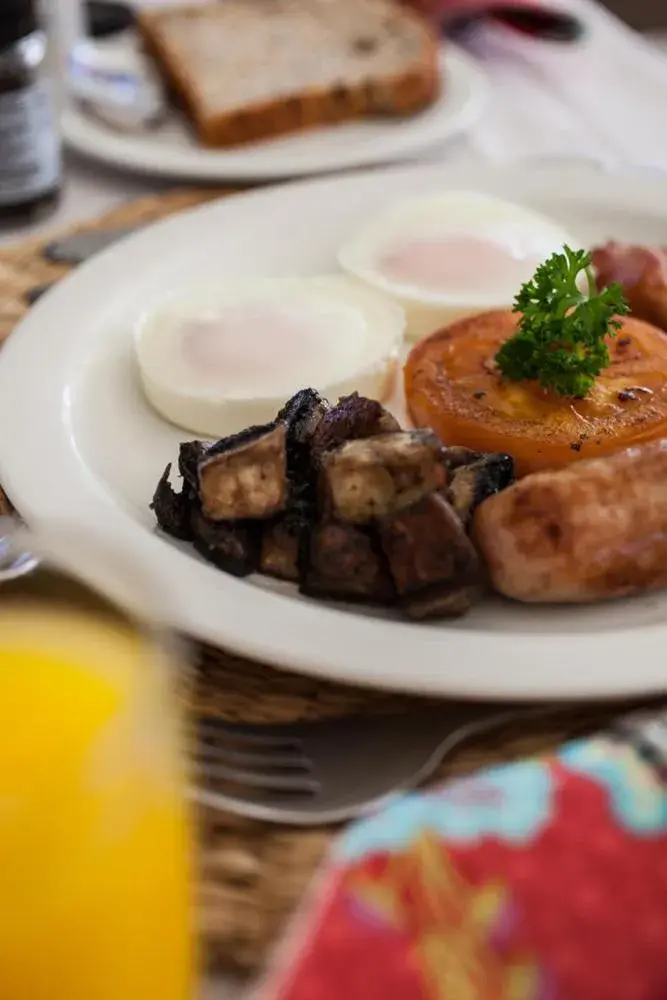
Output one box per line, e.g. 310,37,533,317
494,245,629,398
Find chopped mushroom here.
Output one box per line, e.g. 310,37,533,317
446,452,515,526
260,507,311,582
189,504,260,577
179,439,209,490
151,464,191,541
278,388,329,445
377,493,479,618
198,422,288,521
321,430,446,524
301,520,395,603
311,392,399,464
440,445,484,473
404,584,478,621
151,388,504,621
278,388,329,484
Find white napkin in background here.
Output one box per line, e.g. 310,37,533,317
460,0,667,169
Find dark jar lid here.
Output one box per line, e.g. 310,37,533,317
0,0,38,52
86,2,135,39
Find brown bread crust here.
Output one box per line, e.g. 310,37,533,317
137,4,441,149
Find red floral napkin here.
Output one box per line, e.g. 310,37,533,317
256,734,667,1000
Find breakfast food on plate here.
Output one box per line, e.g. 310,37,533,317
303,520,397,604
151,390,515,619
135,276,404,437
137,0,440,149
145,196,667,620
405,245,667,476
375,492,479,619
198,423,289,521
592,241,667,333
320,430,446,523
473,439,667,604
310,392,400,459
152,387,667,613
442,448,515,527
338,191,574,341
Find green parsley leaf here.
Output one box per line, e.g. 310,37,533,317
494,244,630,397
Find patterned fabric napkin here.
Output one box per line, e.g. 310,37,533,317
255,734,667,1000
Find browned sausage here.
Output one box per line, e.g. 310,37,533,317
592,241,667,333
471,439,667,603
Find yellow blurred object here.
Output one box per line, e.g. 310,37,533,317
0,603,193,999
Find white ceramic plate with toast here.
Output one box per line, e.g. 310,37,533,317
2,159,667,701
61,46,486,182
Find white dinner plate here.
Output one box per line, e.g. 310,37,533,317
2,160,667,701
61,46,486,182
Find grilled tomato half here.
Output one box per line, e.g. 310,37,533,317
404,310,667,476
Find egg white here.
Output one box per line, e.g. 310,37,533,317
338,190,576,341
135,275,405,437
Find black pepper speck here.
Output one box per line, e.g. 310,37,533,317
352,36,377,53
570,442,582,452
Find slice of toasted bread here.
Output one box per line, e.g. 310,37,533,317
137,0,441,149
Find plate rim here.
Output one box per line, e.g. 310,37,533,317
4,158,667,701
60,46,487,182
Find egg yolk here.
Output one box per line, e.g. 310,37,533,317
178,300,366,394
378,235,544,295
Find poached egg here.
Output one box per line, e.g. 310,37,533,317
135,275,404,437
338,190,576,341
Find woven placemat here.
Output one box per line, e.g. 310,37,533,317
0,188,651,973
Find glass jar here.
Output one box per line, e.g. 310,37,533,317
0,0,61,224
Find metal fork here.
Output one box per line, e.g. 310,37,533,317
193,704,528,826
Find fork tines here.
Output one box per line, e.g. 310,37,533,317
196,717,319,796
